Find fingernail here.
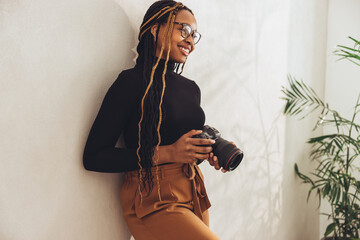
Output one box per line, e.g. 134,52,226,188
211,140,216,143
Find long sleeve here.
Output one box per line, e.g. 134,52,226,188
83,71,142,173
191,80,201,105
83,59,206,172
190,80,204,166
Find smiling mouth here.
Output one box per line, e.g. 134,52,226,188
179,46,190,56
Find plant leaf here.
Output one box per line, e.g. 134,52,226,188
324,222,336,237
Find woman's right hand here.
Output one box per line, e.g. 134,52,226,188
169,129,215,164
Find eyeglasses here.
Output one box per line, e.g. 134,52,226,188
173,22,201,45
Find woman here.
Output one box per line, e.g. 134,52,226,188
83,1,225,239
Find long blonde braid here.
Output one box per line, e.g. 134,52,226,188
136,2,184,204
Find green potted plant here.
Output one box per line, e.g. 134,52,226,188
281,36,360,240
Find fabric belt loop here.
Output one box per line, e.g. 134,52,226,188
160,167,166,179
182,163,211,221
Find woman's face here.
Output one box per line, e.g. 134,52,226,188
151,9,197,63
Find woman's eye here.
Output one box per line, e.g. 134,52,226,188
184,27,191,34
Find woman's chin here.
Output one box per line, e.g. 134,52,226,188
172,56,187,64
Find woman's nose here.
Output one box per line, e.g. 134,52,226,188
185,36,195,49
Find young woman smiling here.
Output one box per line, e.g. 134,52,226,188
83,1,225,239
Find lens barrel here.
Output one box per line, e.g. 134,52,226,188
192,125,244,171
212,138,243,171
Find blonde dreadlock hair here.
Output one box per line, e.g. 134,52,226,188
135,0,193,202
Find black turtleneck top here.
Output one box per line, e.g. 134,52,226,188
83,59,206,172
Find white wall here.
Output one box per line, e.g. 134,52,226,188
187,0,290,238
281,1,329,239
0,0,134,239
325,0,360,116
1,0,353,239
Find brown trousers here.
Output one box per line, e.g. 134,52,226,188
120,162,221,240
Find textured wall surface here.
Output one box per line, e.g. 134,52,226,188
0,0,134,239
1,0,354,239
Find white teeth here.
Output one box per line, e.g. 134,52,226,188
179,46,190,53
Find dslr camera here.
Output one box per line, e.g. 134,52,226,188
192,125,244,171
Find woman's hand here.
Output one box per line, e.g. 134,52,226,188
168,129,215,164
207,152,227,173
207,140,237,173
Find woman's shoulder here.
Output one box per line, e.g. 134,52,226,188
173,73,200,93
116,65,143,82
110,65,144,90
101,66,145,102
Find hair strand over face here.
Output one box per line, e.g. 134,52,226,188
134,0,193,203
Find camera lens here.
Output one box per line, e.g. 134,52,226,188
191,125,244,171
224,148,243,171
213,139,243,171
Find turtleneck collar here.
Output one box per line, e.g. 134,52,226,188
157,57,176,72
135,56,177,73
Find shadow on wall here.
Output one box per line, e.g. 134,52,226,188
0,0,136,239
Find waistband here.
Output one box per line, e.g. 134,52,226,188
124,163,187,181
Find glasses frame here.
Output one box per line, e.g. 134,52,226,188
173,22,201,45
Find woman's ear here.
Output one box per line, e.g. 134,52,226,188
150,23,159,39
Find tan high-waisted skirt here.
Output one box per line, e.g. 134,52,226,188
120,162,221,240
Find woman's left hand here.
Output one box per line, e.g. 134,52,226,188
207,152,227,173
207,140,237,173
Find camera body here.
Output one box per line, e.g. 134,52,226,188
192,125,243,171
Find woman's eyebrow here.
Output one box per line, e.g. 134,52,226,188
176,21,198,31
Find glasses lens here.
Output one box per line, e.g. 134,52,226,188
179,23,201,45
193,32,200,44
182,25,192,38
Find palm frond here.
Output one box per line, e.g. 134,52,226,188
307,134,360,155
334,36,360,66
282,75,330,118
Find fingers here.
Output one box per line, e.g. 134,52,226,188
186,129,203,138
194,152,210,160
206,153,220,170
212,155,221,170
187,137,215,146
208,152,215,166
192,145,213,154
208,153,228,173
